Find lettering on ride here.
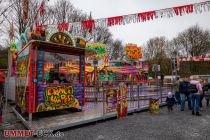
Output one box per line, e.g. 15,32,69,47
45,86,79,110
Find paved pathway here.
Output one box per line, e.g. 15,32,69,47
61,105,210,140
1,104,210,140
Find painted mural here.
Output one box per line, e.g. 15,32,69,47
16,52,29,111
117,83,128,119
149,98,160,114
15,31,88,113
106,90,118,113
36,86,79,112
35,51,85,112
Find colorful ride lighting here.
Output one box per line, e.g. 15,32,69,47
66,60,73,67
136,62,142,69
59,66,79,74
104,57,109,67
125,44,142,61
44,63,54,71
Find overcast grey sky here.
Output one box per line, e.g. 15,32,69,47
70,0,210,46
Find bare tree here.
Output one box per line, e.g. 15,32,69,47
110,39,124,60
143,37,172,75
47,0,87,24
0,0,14,25
49,0,114,47
2,0,39,35
0,0,117,51
51,0,74,23
165,38,186,58
143,36,168,60
94,27,112,44
174,25,210,57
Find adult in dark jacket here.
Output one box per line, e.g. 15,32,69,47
179,77,191,111
174,77,181,105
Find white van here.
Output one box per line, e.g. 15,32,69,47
190,75,210,83
158,75,180,85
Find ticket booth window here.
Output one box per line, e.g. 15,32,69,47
42,51,80,85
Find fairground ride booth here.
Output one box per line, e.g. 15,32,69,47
15,31,95,121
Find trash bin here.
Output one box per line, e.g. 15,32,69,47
149,97,160,114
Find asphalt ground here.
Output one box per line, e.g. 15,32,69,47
1,103,210,140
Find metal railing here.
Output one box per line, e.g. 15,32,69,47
85,83,172,112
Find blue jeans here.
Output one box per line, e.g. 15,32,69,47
175,91,181,105
190,94,200,113
180,93,191,110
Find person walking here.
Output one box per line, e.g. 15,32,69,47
179,77,191,111
174,77,181,106
203,82,210,107
189,76,203,116
200,80,205,111
166,92,176,112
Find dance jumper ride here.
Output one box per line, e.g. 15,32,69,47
14,30,95,120
10,28,160,131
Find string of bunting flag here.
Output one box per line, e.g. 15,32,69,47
178,54,210,62
32,1,210,36
33,0,46,27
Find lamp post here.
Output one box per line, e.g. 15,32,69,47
103,56,109,116
136,61,142,109
171,51,178,87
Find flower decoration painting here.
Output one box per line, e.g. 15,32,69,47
86,43,107,60
125,44,142,62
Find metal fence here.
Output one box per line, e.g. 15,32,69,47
85,83,173,112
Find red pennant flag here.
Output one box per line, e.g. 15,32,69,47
57,23,63,32
201,54,206,58
107,16,123,27
40,1,45,16
174,5,193,16
190,57,193,62
36,25,42,32
63,23,69,31
82,20,95,33
57,23,69,32
138,11,156,22
199,57,204,61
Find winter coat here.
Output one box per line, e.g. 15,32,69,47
203,83,210,99
179,81,190,94
166,96,176,106
190,80,203,95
